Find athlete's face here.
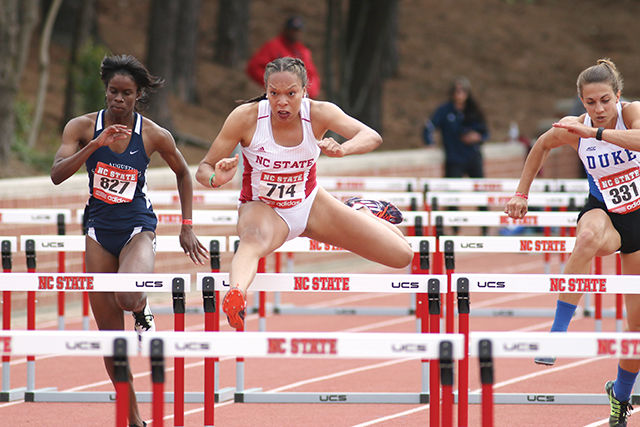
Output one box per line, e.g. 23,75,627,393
580,82,620,127
266,71,306,122
105,73,139,118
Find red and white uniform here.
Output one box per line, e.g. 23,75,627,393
578,102,640,214
240,98,321,240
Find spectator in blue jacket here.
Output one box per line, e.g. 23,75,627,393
423,77,489,177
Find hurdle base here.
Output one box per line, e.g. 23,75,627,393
215,386,235,403
23,390,236,403
236,391,424,404
468,307,617,318
456,392,616,405
271,304,414,317
0,387,27,402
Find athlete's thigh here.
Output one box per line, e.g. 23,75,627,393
85,235,118,273
119,231,156,273
620,250,640,275
237,201,289,255
576,209,621,255
303,187,407,259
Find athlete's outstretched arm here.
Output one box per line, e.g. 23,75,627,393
505,118,579,219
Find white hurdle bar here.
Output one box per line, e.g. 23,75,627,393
317,176,419,192
420,177,589,193
18,235,227,325
426,191,587,209
469,332,640,409
197,272,448,405
0,272,189,404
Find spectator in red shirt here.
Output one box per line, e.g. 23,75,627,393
246,16,321,99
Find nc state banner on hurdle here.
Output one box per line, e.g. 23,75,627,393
0,272,190,292
197,273,447,293
470,332,640,359
140,331,464,359
455,273,640,294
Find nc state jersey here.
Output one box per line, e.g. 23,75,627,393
578,102,640,214
240,99,320,209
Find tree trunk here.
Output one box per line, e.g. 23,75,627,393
61,0,97,128
213,0,249,68
0,0,39,165
323,0,342,102
145,0,179,131
173,0,201,103
27,0,62,149
339,0,398,134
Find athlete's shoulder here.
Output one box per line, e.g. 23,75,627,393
308,99,342,119
63,112,98,142
226,101,260,127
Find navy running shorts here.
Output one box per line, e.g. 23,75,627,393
87,226,156,257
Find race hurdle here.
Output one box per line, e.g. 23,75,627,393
0,330,139,427
439,236,623,331
0,236,19,402
142,329,463,427
196,272,448,412
0,209,74,344
227,236,436,327
468,331,640,427
452,273,640,424
0,272,188,405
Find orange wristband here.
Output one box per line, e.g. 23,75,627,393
515,192,528,200
182,218,193,225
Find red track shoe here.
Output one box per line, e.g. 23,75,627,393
222,287,246,330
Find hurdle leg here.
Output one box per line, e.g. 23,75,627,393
479,339,494,427
457,278,470,427
57,250,66,330
173,279,186,427
440,342,454,427
150,338,164,427
113,338,129,427
428,281,441,427
594,256,603,332
616,253,623,332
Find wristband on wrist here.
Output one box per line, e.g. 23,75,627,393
182,218,193,225
209,172,220,188
596,127,605,141
515,192,528,200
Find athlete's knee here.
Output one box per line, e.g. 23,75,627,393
388,244,413,268
573,227,604,254
115,292,145,312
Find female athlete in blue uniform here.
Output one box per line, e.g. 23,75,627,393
505,59,640,427
51,55,208,427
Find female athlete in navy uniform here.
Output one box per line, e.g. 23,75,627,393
51,55,208,427
505,58,640,427
195,56,413,332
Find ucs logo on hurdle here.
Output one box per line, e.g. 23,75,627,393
390,281,419,289
65,340,101,351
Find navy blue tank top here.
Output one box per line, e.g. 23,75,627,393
84,110,157,231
